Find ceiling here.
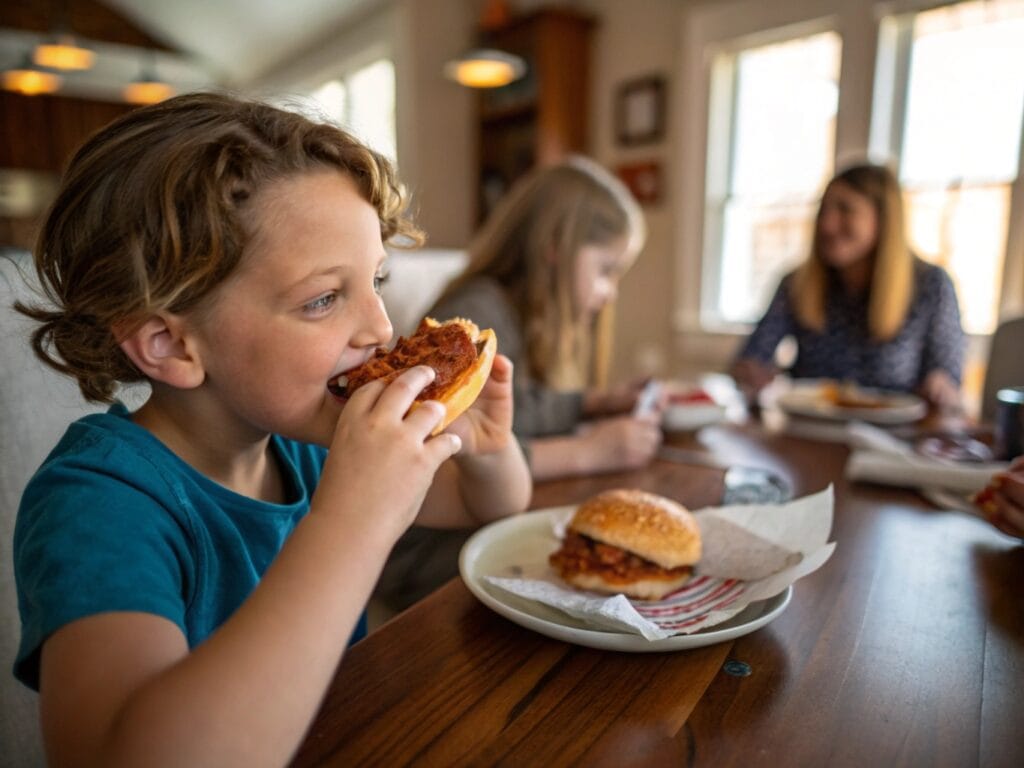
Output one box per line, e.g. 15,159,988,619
1,0,382,101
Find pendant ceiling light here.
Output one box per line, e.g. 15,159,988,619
34,34,94,71
123,53,175,105
443,48,525,88
2,53,61,95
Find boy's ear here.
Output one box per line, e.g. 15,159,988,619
117,314,205,390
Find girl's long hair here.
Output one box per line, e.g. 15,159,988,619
437,156,645,389
790,163,913,341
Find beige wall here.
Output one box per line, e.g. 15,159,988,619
581,0,685,382
393,0,477,247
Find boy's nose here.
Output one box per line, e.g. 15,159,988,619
352,293,393,348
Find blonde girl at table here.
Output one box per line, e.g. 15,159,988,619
375,157,659,612
12,93,530,766
730,163,964,411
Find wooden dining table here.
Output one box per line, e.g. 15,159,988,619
289,419,1024,767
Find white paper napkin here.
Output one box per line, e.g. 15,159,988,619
485,487,836,640
844,422,1007,494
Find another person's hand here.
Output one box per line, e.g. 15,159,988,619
576,414,663,473
445,354,515,455
729,358,776,405
582,378,663,418
919,369,963,413
974,456,1024,539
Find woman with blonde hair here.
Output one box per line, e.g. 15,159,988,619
730,163,964,409
375,156,658,611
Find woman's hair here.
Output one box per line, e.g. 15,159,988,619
438,156,646,389
790,162,913,341
17,91,422,402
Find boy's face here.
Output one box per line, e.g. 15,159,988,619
191,170,393,446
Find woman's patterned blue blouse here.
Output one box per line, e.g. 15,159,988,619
737,258,964,391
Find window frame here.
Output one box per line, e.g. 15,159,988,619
701,19,843,334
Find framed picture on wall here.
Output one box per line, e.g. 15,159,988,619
615,75,666,146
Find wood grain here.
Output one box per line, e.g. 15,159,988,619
290,423,1024,767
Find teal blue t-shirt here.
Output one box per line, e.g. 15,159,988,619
13,403,366,690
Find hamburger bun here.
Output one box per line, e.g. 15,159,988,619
334,316,496,435
416,318,496,434
549,489,702,600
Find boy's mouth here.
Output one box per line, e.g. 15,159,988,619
327,374,348,401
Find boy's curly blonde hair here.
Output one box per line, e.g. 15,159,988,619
17,91,422,402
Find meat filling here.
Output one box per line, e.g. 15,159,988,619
335,320,477,400
548,530,693,585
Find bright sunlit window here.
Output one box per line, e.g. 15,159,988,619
704,31,842,327
310,58,396,160
879,0,1024,335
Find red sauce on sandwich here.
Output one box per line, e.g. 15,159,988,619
344,320,477,400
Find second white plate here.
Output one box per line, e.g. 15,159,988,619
775,379,926,424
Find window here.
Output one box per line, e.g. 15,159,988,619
873,0,1024,335
309,58,396,160
704,31,842,328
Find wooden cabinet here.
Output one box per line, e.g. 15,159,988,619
475,8,594,222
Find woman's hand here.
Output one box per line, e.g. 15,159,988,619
920,369,963,413
976,457,1024,539
729,358,776,404
444,354,515,456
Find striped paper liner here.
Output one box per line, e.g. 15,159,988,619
631,576,746,632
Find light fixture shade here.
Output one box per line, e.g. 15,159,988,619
444,48,525,88
3,67,61,95
34,35,94,71
123,80,175,105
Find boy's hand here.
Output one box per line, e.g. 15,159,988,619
314,365,461,542
444,354,515,456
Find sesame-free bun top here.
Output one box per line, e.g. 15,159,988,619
569,489,701,569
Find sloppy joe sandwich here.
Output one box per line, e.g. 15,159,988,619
331,316,496,435
548,489,702,600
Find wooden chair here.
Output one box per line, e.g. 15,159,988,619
980,316,1024,422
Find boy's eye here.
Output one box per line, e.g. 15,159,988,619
373,268,391,295
304,292,337,313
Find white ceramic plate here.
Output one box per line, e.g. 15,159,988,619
459,509,792,652
775,379,927,425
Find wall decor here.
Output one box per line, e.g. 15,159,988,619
615,75,666,146
616,161,663,205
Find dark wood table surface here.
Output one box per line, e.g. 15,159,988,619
290,422,1024,767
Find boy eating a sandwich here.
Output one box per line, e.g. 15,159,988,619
12,92,530,766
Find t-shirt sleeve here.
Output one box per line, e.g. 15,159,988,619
736,277,797,366
13,460,193,690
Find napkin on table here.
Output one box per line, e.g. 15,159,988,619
844,422,1007,495
484,487,835,641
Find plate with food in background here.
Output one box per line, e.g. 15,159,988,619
775,379,926,425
